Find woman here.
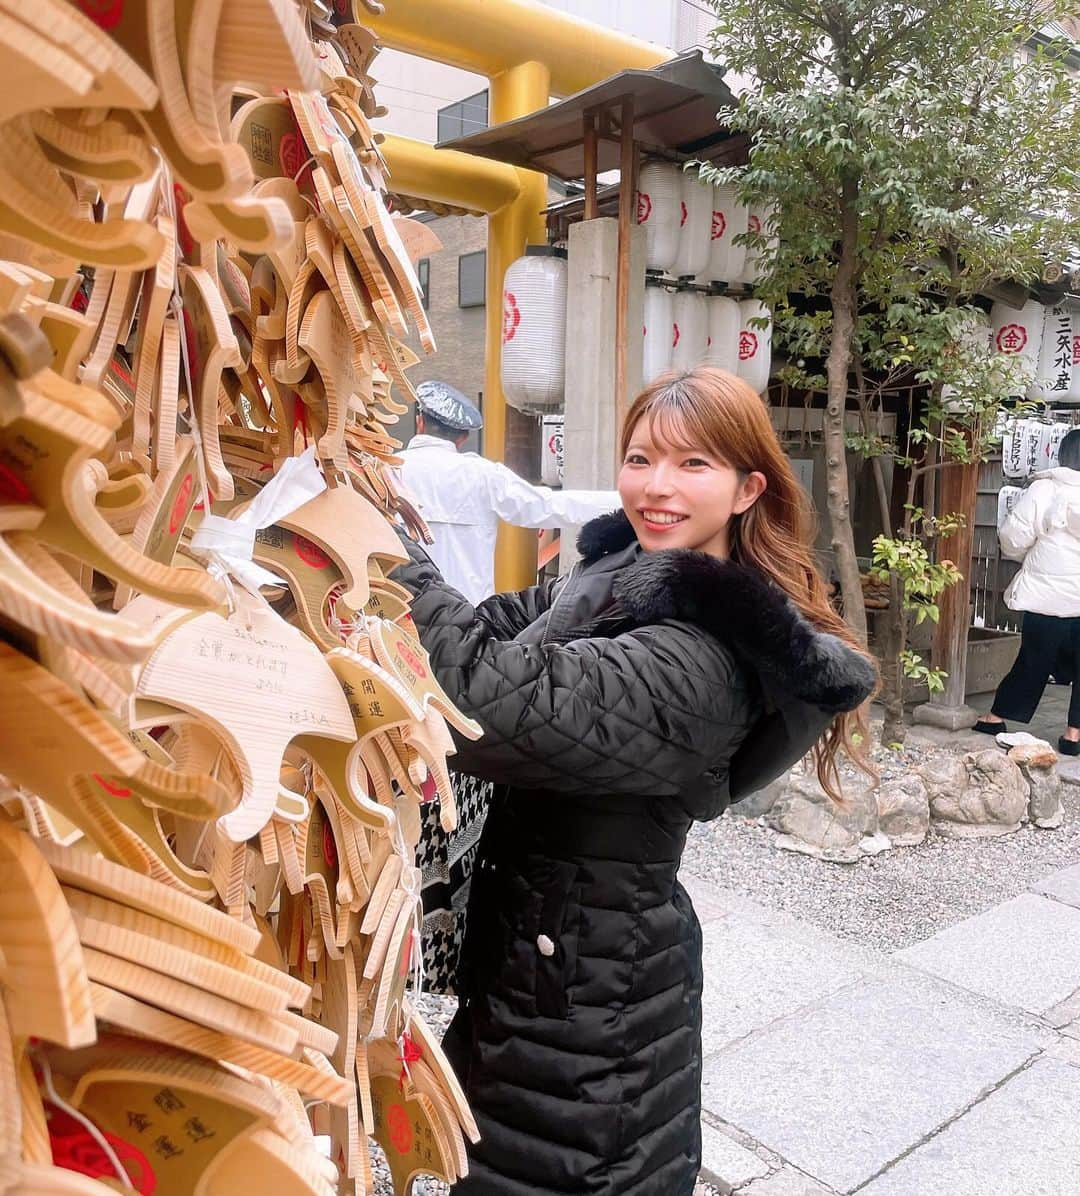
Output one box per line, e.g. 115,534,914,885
394,368,876,1195
975,428,1080,755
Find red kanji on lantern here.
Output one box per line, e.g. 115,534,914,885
502,292,521,344
672,323,681,349
995,323,1027,354
739,330,759,361
679,201,688,227
636,192,652,224
711,211,727,241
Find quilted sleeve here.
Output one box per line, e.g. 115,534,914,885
474,578,559,639
396,556,754,796
395,529,557,638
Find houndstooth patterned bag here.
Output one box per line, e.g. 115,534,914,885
417,771,493,996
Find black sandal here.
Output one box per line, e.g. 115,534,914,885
1058,737,1080,756
973,718,1006,735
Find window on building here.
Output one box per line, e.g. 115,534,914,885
437,90,489,143
417,258,430,310
458,251,486,308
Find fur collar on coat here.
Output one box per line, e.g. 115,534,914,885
576,510,876,716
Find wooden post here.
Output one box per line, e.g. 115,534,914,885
912,429,980,730
583,111,598,221
614,95,636,464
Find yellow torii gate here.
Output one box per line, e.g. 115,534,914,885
369,0,668,588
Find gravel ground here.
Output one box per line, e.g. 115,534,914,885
683,735,1080,952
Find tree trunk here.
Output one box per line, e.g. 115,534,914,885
880,574,906,746
824,180,867,646
867,448,906,745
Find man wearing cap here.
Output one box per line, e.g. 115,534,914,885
398,380,619,604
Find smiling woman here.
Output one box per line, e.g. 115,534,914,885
619,393,767,559
391,365,877,1196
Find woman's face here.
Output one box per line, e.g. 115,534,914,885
617,417,766,558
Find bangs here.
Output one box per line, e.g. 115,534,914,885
635,383,726,460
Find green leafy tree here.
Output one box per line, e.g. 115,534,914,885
698,0,1080,742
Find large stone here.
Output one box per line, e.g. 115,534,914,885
1008,741,1064,828
918,749,1028,838
858,1060,1080,1196
875,774,929,847
700,973,1046,1193
766,773,876,863
731,768,791,818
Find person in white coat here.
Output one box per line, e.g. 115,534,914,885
398,380,620,604
975,428,1080,754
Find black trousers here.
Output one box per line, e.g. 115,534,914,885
992,611,1080,727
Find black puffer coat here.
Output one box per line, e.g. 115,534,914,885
394,511,875,1196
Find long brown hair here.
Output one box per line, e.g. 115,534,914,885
620,367,876,798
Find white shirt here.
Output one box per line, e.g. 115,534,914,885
397,434,620,604
1001,467,1080,617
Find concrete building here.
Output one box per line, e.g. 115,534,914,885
377,0,716,451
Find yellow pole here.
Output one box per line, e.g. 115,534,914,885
381,135,521,215
486,61,551,590
367,0,667,99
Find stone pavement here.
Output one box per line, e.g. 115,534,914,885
681,864,1080,1194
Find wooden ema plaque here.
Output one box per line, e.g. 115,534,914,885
0,370,224,611
0,820,95,1050
125,590,356,841
0,1,482,1186
36,1036,336,1195
370,1074,454,1195
0,512,161,664
0,640,231,893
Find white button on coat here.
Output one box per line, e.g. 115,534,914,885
536,934,555,957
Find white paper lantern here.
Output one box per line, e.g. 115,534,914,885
642,286,675,385
500,252,567,414
737,299,773,393
1032,304,1076,402
997,486,1023,527
1001,418,1027,478
671,290,708,373
635,162,681,273
738,203,777,286
1001,417,1043,479
1038,422,1070,470
1028,303,1080,406
671,173,712,279
702,184,748,285
704,295,741,373
990,299,1043,393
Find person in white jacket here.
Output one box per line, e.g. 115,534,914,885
398,380,620,605
975,428,1080,754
